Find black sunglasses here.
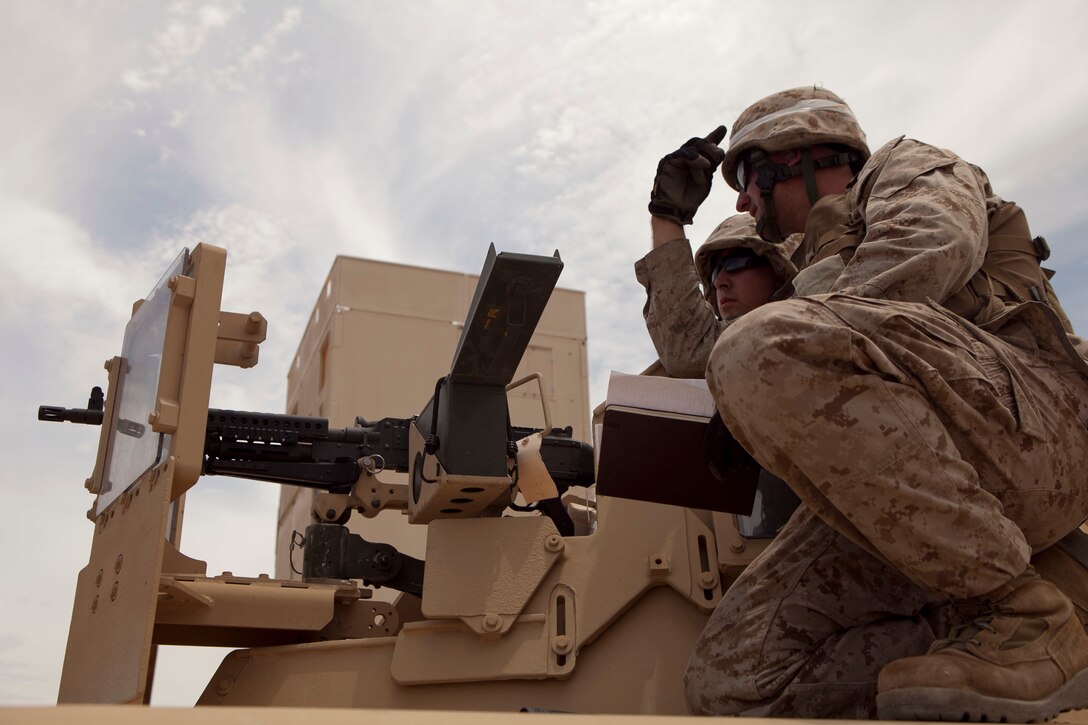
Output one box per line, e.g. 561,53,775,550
711,249,770,280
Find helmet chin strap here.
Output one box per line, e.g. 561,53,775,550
748,148,859,242
799,149,821,205
755,195,785,243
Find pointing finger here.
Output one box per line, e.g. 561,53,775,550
704,125,727,145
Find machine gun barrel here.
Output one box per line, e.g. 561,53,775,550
37,386,105,425
202,408,412,493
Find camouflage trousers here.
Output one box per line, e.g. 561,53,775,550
686,295,1088,717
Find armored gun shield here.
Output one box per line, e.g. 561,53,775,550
58,245,266,704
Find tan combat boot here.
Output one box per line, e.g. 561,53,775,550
876,568,1088,722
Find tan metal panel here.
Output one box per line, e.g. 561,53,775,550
155,577,336,631
330,257,474,324
535,285,587,339
194,586,708,714
334,311,464,418
391,615,552,684
58,460,174,703
421,517,560,624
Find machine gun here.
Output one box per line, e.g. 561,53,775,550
39,402,593,519
199,409,592,501
40,400,592,597
40,244,593,597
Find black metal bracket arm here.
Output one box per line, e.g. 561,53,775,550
301,522,425,597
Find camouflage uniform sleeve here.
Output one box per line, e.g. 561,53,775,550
635,237,726,378
832,139,988,302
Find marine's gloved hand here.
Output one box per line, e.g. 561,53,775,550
648,125,727,226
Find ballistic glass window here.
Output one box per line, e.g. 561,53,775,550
97,249,189,513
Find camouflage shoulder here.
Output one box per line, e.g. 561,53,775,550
854,136,964,205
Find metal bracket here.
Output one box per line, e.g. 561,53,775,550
215,311,267,368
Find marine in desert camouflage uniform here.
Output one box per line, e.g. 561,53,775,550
652,87,1088,721
635,211,800,377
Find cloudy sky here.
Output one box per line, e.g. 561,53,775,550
3,0,1088,708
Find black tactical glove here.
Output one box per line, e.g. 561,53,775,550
648,125,727,226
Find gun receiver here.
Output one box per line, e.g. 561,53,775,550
202,408,594,495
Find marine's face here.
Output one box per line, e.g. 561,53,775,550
735,146,855,241
712,251,778,320
734,148,812,240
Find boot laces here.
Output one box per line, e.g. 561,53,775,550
932,602,1004,651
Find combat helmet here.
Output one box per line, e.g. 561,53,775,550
693,214,801,319
722,86,871,242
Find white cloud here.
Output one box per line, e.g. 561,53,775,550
0,198,139,322
239,6,301,70
198,3,235,29
120,0,249,93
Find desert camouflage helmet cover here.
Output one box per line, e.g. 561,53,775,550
694,214,801,309
722,86,871,191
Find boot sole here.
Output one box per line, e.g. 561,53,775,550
876,668,1088,722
